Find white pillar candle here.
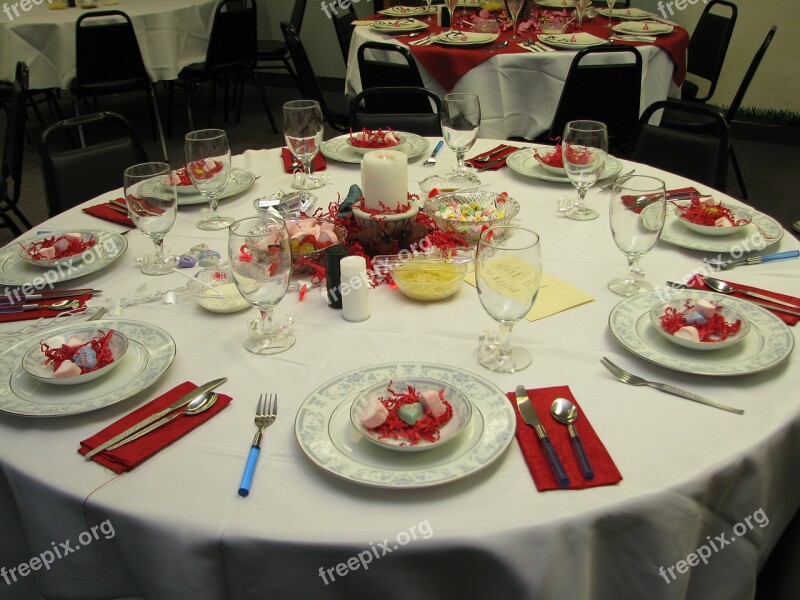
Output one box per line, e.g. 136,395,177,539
340,256,370,323
360,150,408,212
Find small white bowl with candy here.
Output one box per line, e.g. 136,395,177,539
22,327,129,385
18,231,99,267
649,297,750,350
347,128,404,155
674,196,752,236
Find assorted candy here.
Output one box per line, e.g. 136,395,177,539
22,233,96,262
433,198,506,223
177,243,221,268
40,330,116,378
348,128,402,149
675,196,750,228
287,218,340,253
184,159,224,181
165,167,194,187
659,299,743,343
360,383,453,446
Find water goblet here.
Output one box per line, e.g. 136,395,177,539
605,0,617,28
123,162,177,275
506,0,525,39
283,99,325,191
476,226,542,373
573,0,591,28
562,120,608,221
228,216,295,355
441,92,481,182
608,175,667,296
184,129,234,230
425,0,434,23
444,0,459,31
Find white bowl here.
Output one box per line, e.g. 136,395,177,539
346,134,404,155
23,328,129,385
649,299,749,351
186,264,250,313
17,231,99,267
533,149,566,175
675,204,752,236
350,377,472,452
351,203,419,235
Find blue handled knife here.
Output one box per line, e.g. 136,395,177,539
515,385,569,488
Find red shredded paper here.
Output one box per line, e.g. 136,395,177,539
659,301,742,342
348,127,402,149
22,234,96,261
41,330,115,374
673,197,749,226
367,383,454,446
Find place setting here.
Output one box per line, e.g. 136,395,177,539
321,129,430,164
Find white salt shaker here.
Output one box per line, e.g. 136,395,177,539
340,256,370,323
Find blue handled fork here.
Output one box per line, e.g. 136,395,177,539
238,393,277,497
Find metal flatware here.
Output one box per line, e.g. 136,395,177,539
482,40,508,52
710,250,800,271
422,140,444,167
551,398,593,480
85,377,228,459
88,307,108,321
703,277,800,310
477,157,507,172
515,385,570,487
0,299,79,313
471,144,510,163
238,393,278,497
600,357,744,415
666,281,800,317
534,41,555,52
0,289,101,304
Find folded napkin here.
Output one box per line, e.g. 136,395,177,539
507,386,622,491
79,381,232,473
0,294,92,324
281,148,326,173
82,201,134,227
465,145,520,170
686,274,800,326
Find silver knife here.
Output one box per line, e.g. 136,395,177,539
84,378,227,459
0,289,101,304
515,385,570,488
666,282,800,317
477,157,506,172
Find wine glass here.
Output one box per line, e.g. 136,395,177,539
283,99,325,191
608,175,667,296
123,162,177,276
476,226,542,373
440,93,481,182
425,0,434,23
506,0,525,39
605,0,617,28
573,0,591,28
184,129,234,231
562,120,608,221
444,0,459,31
228,216,295,355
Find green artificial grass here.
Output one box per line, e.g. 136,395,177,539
728,107,800,127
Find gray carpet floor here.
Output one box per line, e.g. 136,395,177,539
3,77,799,247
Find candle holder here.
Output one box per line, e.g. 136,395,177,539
351,202,420,236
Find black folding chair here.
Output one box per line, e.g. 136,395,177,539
1,62,34,236
680,0,737,102
70,10,167,161
349,87,442,137
39,111,148,217
331,4,359,66
356,42,432,115
255,0,306,87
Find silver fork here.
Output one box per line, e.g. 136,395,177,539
422,140,444,167
598,168,635,194
600,357,744,414
238,393,278,497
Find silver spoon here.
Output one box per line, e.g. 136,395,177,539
473,144,511,163
108,392,219,449
551,398,594,480
0,298,80,314
49,299,80,311
703,277,800,310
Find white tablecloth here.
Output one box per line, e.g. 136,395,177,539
346,26,678,140
0,141,798,600
0,0,217,89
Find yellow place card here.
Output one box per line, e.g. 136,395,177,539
465,271,593,322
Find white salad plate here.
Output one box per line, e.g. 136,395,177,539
321,133,429,164
436,32,499,46
506,148,622,183
613,22,674,36
369,19,429,33
378,6,434,17
174,169,257,206
295,362,516,489
597,7,655,20
538,33,609,49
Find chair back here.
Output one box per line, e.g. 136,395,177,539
349,87,442,136
39,112,148,216
724,25,777,122
631,100,730,191
289,0,308,34
1,62,30,235
684,0,737,102
74,11,149,93
206,0,258,72
549,45,642,156
332,5,358,65
357,42,429,114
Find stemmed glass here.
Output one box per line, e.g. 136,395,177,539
184,129,233,231
228,216,295,355
506,0,525,39
444,0,459,31
562,120,608,221
283,99,325,191
476,226,542,373
573,0,591,28
123,162,177,276
605,0,617,28
425,0,434,23
608,175,667,296
440,93,481,182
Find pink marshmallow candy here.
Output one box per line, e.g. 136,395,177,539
361,396,388,428
694,299,717,320
674,326,701,342
420,389,446,417
54,360,82,378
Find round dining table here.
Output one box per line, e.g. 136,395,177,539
0,139,798,600
0,0,217,90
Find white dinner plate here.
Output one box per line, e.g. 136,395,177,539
506,147,622,183
536,0,575,8
436,32,499,46
0,319,176,416
321,133,429,164
378,6,435,17
295,362,516,489
0,230,127,287
660,202,783,252
597,7,655,20
613,22,673,36
538,33,610,49
173,169,257,206
608,290,794,376
369,19,429,33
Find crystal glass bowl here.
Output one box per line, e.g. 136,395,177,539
186,264,250,313
423,190,520,242
373,249,474,302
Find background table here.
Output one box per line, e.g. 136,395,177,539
346,25,680,140
0,0,217,89
0,141,798,599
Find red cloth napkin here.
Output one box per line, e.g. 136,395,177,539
507,386,622,491
78,381,232,473
82,201,134,227
685,274,800,326
0,294,92,324
281,148,326,173
465,144,521,170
